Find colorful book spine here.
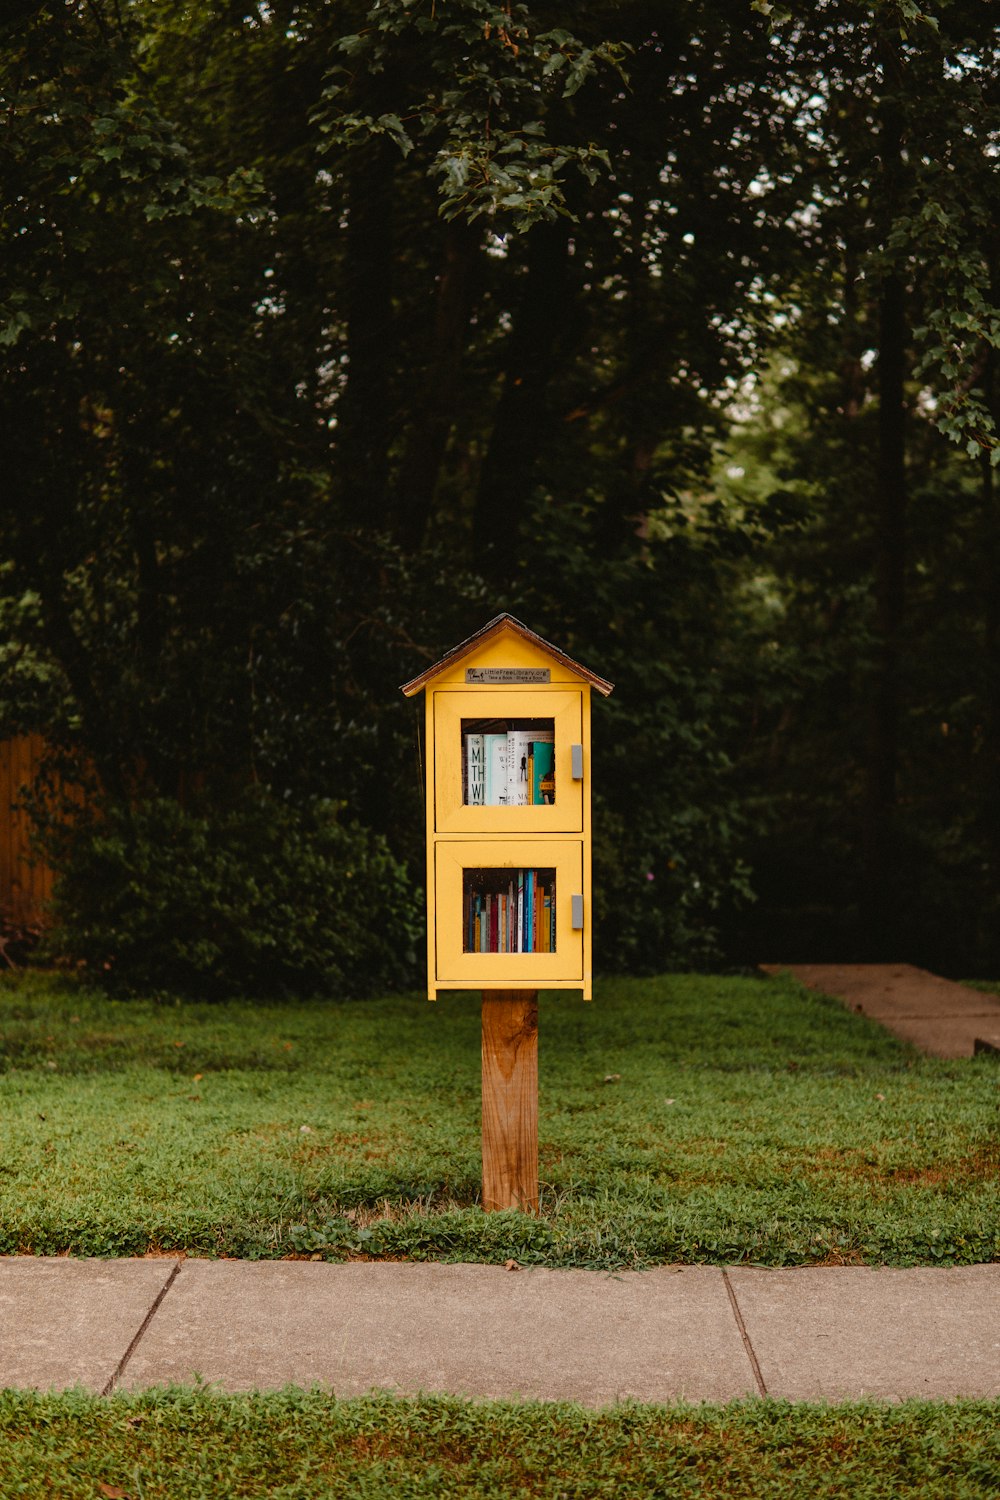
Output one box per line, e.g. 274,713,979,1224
465,870,559,954
530,738,555,805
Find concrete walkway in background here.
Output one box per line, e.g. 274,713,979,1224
2,1256,1000,1406
761,962,1000,1058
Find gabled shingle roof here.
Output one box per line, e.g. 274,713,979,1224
399,613,614,697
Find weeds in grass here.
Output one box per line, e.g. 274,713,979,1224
1,1388,999,1499
0,970,998,1267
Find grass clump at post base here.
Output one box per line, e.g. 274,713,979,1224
0,970,997,1267
3,1389,1000,1499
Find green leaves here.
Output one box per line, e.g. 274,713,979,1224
315,0,627,229
43,794,422,1000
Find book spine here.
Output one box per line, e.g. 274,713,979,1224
466,734,485,805
517,870,524,953
524,868,534,952
530,738,555,805
508,731,531,806
484,733,509,806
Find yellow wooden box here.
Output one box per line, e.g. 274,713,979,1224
401,614,613,1000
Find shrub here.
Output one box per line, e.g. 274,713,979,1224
43,794,422,999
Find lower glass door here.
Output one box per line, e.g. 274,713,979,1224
435,840,583,984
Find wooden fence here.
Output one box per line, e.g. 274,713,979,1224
0,735,56,929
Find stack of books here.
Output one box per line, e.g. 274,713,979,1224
463,869,556,953
463,723,555,806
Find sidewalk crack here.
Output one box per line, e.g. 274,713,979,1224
101,1259,183,1397
722,1269,767,1398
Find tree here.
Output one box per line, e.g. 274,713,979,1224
4,0,1000,983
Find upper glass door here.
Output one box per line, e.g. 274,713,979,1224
432,690,584,833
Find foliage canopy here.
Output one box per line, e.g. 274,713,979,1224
2,0,1000,983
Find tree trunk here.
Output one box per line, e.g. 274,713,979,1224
472,221,571,578
980,339,1000,955
863,33,907,958
864,271,906,954
338,150,394,528
394,220,481,553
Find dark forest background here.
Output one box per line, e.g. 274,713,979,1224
2,0,1000,994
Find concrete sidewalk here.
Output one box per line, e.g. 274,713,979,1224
761,963,1000,1058
2,1256,999,1406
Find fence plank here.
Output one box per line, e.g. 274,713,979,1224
0,735,58,929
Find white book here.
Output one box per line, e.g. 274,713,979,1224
507,730,533,806
466,734,485,805
484,733,509,806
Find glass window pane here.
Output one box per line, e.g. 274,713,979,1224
462,867,556,953
461,720,555,806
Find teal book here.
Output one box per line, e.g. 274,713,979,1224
530,739,555,804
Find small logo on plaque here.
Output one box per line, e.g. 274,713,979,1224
466,667,551,684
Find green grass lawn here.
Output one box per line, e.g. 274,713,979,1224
0,970,997,1266
3,1388,1000,1499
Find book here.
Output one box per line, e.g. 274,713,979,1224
463,869,557,954
484,733,509,806
465,734,485,805
507,730,533,806
530,739,555,805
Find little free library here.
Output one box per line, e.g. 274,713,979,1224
401,614,613,1212
401,612,614,1001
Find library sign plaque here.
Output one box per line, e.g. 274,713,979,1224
401,613,613,1213
466,667,550,684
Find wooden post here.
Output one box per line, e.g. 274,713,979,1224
481,991,538,1212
